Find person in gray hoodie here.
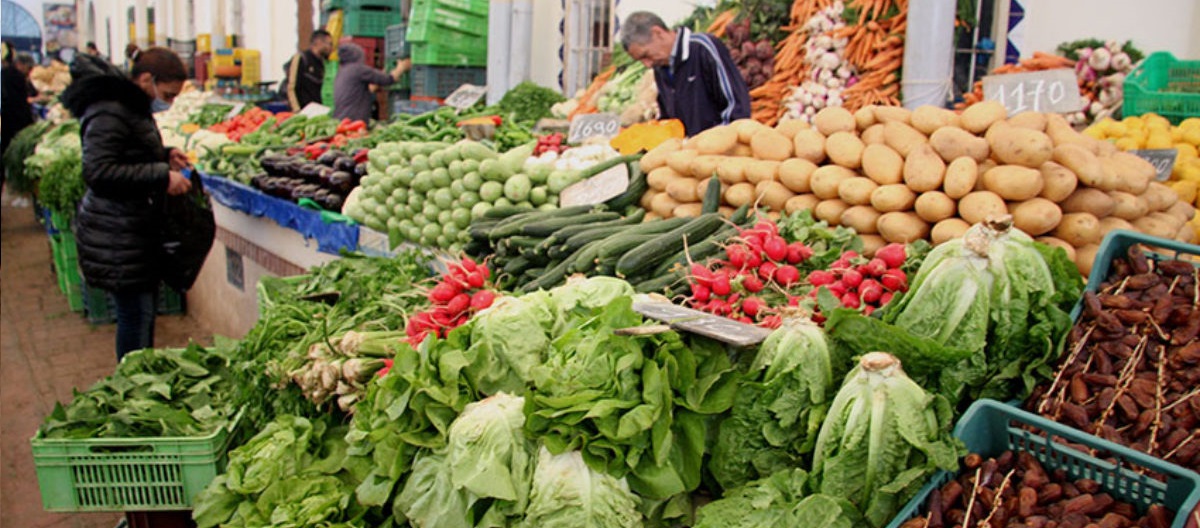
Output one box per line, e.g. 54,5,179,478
333,42,409,122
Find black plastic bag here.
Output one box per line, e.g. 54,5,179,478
160,172,216,290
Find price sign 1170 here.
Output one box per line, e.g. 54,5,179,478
982,69,1083,116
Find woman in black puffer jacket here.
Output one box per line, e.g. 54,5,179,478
60,47,192,360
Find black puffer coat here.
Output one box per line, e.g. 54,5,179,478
60,54,173,293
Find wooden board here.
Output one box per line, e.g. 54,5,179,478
632,299,772,348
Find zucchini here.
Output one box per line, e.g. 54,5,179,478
594,234,658,262
615,214,726,278
502,255,531,276
520,258,574,293
604,161,647,211
570,239,608,273
559,224,637,254
520,211,621,237
701,176,722,214
468,219,501,241
634,269,686,294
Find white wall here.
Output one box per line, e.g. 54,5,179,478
1020,0,1197,59
615,0,714,27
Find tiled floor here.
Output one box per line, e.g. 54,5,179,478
1,196,213,528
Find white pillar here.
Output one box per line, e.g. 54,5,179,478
901,0,956,108
508,0,533,87
486,0,513,105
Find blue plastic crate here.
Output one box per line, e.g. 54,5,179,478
1069,230,1200,320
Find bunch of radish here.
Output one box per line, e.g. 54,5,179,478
805,243,909,321
685,219,816,328
406,257,498,346
782,2,857,121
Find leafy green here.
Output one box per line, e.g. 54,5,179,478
695,469,864,528
447,393,534,507
496,82,567,125
2,120,52,194
464,291,559,395
777,210,863,272
28,121,83,219
519,447,644,528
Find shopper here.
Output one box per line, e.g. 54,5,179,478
283,29,333,111
2,45,37,191
619,11,751,136
60,46,193,361
332,42,409,123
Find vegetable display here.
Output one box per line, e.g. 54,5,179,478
496,81,568,125
781,3,857,121
251,148,367,211
28,121,84,219
1,121,53,195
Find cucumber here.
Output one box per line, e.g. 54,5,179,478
594,234,658,262
559,224,638,254
544,209,645,245
487,205,593,240
604,162,647,211
520,212,621,237
520,258,574,293
483,205,533,219
615,214,726,278
634,269,686,294
577,153,642,180
502,255,531,276
701,176,722,214
570,239,608,273
652,223,740,276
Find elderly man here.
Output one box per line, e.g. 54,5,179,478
620,11,751,136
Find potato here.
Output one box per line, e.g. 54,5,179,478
648,166,686,191
785,194,821,215
666,149,701,175
838,177,879,206
826,131,866,169
1098,216,1134,236
958,191,1009,224
750,128,794,161
1061,188,1116,218
733,118,770,143
987,122,1054,168
814,199,851,224
1074,244,1100,277
871,184,917,212
872,105,912,125
745,160,782,184
877,212,931,243
814,107,856,136
755,181,794,212
1038,161,1078,202
1177,225,1196,244
779,159,818,193
716,158,749,184
932,218,972,245
861,124,886,145
1092,138,1119,157
981,165,1044,201
1052,144,1106,190
930,126,989,163
960,100,1006,134
640,191,658,210
1045,113,1089,148
792,128,827,164
689,155,725,179
1011,198,1063,236
854,106,877,131
841,205,882,234
718,206,735,218
862,144,904,185
730,143,754,157
914,191,957,223
767,211,782,222
775,118,809,140
811,166,858,199
724,182,757,208
884,121,928,157
1142,182,1179,212
673,203,704,218
651,192,682,218
903,144,946,192
1053,212,1102,246
1108,191,1149,221
1150,212,1186,232
696,177,719,202
691,126,739,155
943,158,978,199
1167,201,1196,221
643,211,662,222
1107,152,1154,195
640,138,683,172
666,177,702,202
1132,216,1177,240
1008,111,1047,131
1036,236,1076,262
911,106,960,135
859,235,887,257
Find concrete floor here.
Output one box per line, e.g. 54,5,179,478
1,195,213,528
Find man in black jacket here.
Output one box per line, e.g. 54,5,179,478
620,11,751,136
284,30,333,111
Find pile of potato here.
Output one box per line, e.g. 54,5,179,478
638,103,1198,275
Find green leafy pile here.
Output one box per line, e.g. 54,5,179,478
27,121,83,218
520,447,644,528
776,210,863,272
40,341,238,439
695,470,863,528
1,121,52,194
496,82,566,125
186,103,237,129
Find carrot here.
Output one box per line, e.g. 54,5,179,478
568,65,615,119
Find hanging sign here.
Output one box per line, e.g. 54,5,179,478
444,84,487,111
559,163,629,207
632,299,773,348
1131,149,1178,181
982,69,1083,115
568,113,620,143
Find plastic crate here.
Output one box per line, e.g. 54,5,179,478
410,64,485,99
49,232,84,312
1124,52,1200,125
158,286,186,315
82,281,116,325
1070,230,1200,320
324,0,400,10
322,61,338,108
341,36,384,68
31,412,242,512
343,7,403,38
408,0,487,39
385,24,409,59
392,98,441,116
888,399,1200,528
433,0,488,15
410,42,486,67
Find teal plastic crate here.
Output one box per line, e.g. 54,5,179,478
408,0,487,39
1124,52,1200,125
343,7,403,38
411,65,485,99
81,282,187,324
410,42,486,67
385,24,409,59
31,411,242,512
1070,230,1200,320
888,399,1200,528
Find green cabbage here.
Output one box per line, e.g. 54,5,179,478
694,469,863,528
465,291,559,395
394,453,474,528
519,448,643,528
447,393,534,508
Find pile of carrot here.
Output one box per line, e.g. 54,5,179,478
748,0,837,125
707,8,739,39
568,65,617,119
958,52,1075,108
838,0,907,110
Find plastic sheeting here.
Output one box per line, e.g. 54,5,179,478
199,173,359,255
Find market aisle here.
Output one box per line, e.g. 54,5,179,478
1,196,213,528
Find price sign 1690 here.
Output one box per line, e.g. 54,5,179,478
568,113,620,143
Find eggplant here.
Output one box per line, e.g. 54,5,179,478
333,157,357,173
317,150,342,166
354,162,369,178
283,159,305,179
298,163,323,184
323,194,345,212
326,171,355,194
316,166,335,187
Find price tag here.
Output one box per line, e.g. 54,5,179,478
982,69,1083,116
568,113,621,143
444,84,487,111
357,227,393,257
298,102,332,117
225,102,245,120
559,163,629,207
632,299,773,348
1131,149,1178,181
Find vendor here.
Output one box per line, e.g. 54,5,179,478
284,30,333,111
620,11,751,136
332,42,409,123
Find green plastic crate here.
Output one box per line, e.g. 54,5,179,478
887,399,1200,528
410,42,486,67
82,281,115,324
1070,230,1200,320
158,286,186,315
322,61,338,108
408,0,487,39
1124,52,1200,125
434,0,487,15
49,232,84,312
343,7,403,38
31,412,242,512
324,0,401,10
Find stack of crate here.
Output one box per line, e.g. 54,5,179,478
326,0,405,38
407,0,488,99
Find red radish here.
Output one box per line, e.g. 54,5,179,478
428,282,459,305
741,297,764,317
745,251,763,269
761,315,782,329
859,280,884,303
808,270,836,286
742,234,764,250
465,271,486,289
862,258,888,277
708,299,732,316
788,242,814,262
711,275,732,297
460,258,478,272
479,264,492,279
863,306,875,316
431,308,456,327
812,313,827,324
875,244,907,269
880,292,895,305
470,290,496,311
763,236,788,262
828,282,848,297
726,244,750,269
774,264,800,286
881,269,908,291
691,283,712,303
753,220,778,235
788,296,800,307
447,293,471,315
843,250,860,259
842,269,864,289
691,263,716,286
758,261,778,281
736,316,754,324
727,293,741,305
841,291,861,309
741,274,764,293
831,257,850,270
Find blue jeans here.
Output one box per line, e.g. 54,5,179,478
110,289,157,361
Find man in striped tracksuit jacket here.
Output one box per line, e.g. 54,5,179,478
620,11,751,137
